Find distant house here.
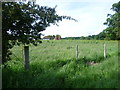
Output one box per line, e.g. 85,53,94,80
42,36,50,40
42,35,55,40
43,38,50,40
54,35,61,40
42,35,61,40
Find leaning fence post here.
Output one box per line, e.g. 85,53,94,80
23,45,29,70
104,43,106,58
76,45,78,64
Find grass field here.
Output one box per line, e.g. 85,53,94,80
3,40,119,88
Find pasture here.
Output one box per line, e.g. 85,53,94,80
3,40,119,88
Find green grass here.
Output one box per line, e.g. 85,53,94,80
3,40,119,88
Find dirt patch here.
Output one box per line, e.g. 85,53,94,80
86,61,98,66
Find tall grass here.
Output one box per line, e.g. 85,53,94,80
3,40,118,88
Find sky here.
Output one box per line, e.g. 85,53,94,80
36,0,119,38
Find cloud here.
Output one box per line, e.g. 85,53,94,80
36,0,119,38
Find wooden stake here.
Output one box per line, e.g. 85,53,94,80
104,43,106,58
23,46,29,70
76,45,78,64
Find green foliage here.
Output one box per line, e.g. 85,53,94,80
2,40,118,88
103,1,120,40
2,2,77,63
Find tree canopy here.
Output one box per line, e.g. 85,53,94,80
2,1,77,63
103,1,120,40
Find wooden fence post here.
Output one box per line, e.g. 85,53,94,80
104,43,106,58
76,45,78,64
23,46,29,70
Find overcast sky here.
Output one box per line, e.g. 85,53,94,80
36,0,119,38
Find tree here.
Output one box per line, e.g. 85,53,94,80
103,1,120,40
2,2,77,64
